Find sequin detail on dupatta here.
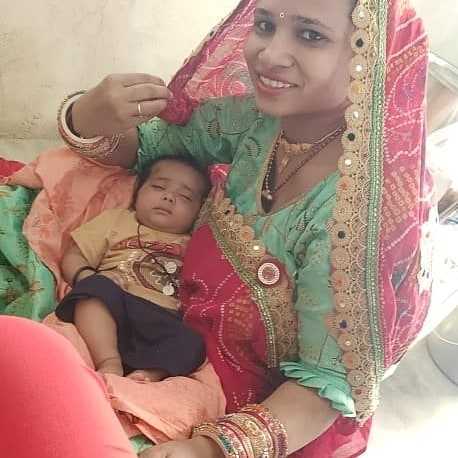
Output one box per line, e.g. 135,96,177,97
326,0,430,422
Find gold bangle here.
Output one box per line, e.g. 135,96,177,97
240,405,288,458
193,423,240,457
226,413,274,457
57,91,121,160
218,418,255,458
194,404,288,458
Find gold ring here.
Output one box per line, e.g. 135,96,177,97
137,102,143,116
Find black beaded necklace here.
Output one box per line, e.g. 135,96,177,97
261,126,345,210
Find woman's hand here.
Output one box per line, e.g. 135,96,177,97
72,73,172,138
139,437,224,458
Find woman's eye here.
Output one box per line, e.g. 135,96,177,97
300,29,325,42
254,19,275,34
151,184,164,190
180,194,192,202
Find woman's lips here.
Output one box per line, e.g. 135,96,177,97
255,73,297,96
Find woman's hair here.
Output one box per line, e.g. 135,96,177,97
131,154,212,207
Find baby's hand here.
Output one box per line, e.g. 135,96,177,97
139,437,223,458
128,370,153,383
128,369,168,383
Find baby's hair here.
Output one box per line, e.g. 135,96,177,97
132,154,212,207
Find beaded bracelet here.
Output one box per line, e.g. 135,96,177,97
57,91,121,160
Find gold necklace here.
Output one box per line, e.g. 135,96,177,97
261,126,344,209
278,125,345,173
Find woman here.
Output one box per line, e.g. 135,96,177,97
0,0,432,457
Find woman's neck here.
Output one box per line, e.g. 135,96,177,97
280,106,347,144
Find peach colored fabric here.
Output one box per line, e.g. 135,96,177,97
44,314,226,443
6,147,136,299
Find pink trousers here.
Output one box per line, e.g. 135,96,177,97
0,316,136,458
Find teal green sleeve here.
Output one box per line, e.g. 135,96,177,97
280,206,356,418
0,185,56,320
130,435,153,455
136,96,257,174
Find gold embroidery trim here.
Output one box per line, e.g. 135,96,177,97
203,187,298,368
326,0,385,422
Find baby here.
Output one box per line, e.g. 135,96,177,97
57,155,210,382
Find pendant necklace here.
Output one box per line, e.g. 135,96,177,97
261,125,345,208
136,224,179,297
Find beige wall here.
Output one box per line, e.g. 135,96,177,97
413,0,458,67
0,0,238,160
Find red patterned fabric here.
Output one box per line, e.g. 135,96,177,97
0,157,24,177
160,0,255,125
181,224,277,413
379,3,432,370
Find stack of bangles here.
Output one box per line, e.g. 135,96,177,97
57,91,122,160
193,404,288,458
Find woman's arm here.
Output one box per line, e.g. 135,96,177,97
67,77,257,172
69,74,171,168
87,127,139,169
141,382,338,457
262,381,338,453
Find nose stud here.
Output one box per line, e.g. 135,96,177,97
279,11,287,19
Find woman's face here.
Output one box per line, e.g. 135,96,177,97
244,0,355,119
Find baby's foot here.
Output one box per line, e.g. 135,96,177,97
96,356,124,377
128,369,168,383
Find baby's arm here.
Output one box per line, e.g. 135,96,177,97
61,241,96,285
61,210,116,285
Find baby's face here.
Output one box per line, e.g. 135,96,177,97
135,160,207,234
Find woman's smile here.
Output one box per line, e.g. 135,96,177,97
256,72,298,95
